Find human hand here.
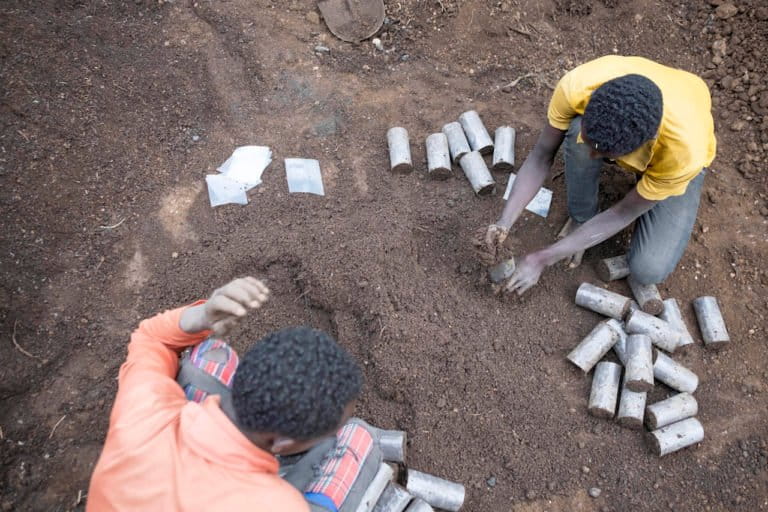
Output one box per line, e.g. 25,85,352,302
504,252,546,295
180,277,270,335
473,224,509,265
556,217,585,268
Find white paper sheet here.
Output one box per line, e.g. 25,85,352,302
205,174,248,207
285,158,325,196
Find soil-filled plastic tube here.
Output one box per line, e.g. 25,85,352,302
627,276,664,315
488,257,516,284
653,350,699,393
403,499,434,512
458,110,494,155
588,361,622,419
645,392,698,430
442,122,470,163
647,417,704,457
566,320,621,373
356,463,396,512
425,133,451,180
387,127,413,173
372,483,413,512
659,298,695,350
692,296,730,348
617,373,647,429
625,334,654,392
354,420,407,463
625,309,681,353
613,320,629,365
597,254,630,282
406,470,465,512
492,126,515,172
575,282,631,320
459,151,495,195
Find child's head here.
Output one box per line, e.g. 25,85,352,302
231,326,363,454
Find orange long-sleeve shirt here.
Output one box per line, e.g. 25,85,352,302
87,303,310,512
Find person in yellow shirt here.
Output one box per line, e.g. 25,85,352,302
475,55,716,293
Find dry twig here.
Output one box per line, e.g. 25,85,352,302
49,415,67,439
11,320,41,361
98,217,126,230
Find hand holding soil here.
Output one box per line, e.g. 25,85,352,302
180,277,270,335
504,253,546,295
473,224,509,265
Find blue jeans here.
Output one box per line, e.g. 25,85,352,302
564,116,705,285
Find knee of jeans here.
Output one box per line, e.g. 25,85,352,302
628,256,672,286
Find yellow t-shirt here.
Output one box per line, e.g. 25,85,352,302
547,56,717,200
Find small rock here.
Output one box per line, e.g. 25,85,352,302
372,38,384,51
578,441,586,449
715,3,738,19
306,11,320,24
191,135,200,142
547,481,557,491
582,466,591,474
399,54,409,62
589,487,602,498
171,252,179,259
314,45,330,54
501,84,514,93
486,476,497,487
711,38,727,57
436,397,447,408
525,489,537,500
730,120,747,131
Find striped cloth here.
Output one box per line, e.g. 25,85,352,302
182,337,239,403
305,423,374,510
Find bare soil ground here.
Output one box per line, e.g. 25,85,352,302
1,0,767,510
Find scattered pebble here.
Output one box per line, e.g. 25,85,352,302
582,465,591,474
372,38,384,51
589,487,602,498
171,252,179,259
191,135,200,142
715,3,738,19
436,397,447,408
486,476,497,487
305,11,320,24
314,45,330,54
525,489,537,500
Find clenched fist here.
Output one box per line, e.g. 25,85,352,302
473,224,509,265
180,277,270,336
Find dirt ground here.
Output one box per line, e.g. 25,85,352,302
1,0,767,510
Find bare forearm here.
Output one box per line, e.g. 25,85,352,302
537,189,657,266
497,154,552,228
497,124,564,229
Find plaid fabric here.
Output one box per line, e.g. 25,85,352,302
305,423,374,508
182,337,240,403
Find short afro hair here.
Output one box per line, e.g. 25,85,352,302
582,74,663,156
231,326,362,440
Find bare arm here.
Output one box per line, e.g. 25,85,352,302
506,188,658,294
497,124,565,229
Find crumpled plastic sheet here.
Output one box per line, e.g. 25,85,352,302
206,145,272,207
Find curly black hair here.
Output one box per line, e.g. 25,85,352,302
231,326,362,440
582,74,663,156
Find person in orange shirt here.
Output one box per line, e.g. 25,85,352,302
87,277,377,512
475,56,716,294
